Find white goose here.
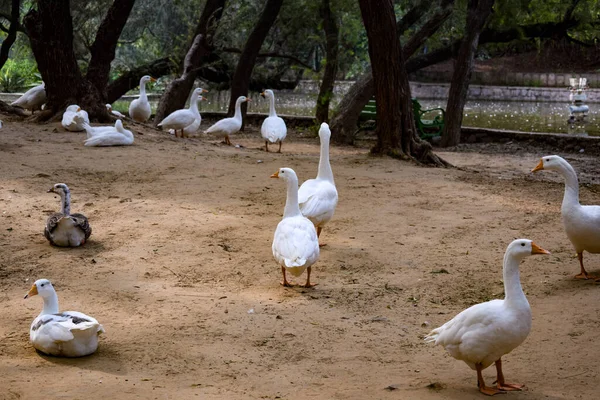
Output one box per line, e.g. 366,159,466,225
260,89,287,152
79,118,134,147
205,96,250,145
44,183,91,247
425,239,550,396
532,155,600,280
158,87,208,138
25,279,104,357
128,75,155,122
271,168,320,287
106,104,125,118
11,83,46,113
298,122,338,245
61,105,89,132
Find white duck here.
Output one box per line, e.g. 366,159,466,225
260,89,287,152
11,83,46,113
425,239,550,396
271,167,320,287
24,279,104,357
128,75,155,122
80,118,134,147
61,105,89,132
106,104,125,118
298,122,338,246
44,183,91,247
532,155,600,280
158,87,208,138
205,95,250,145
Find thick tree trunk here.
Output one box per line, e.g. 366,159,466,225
227,0,284,125
154,0,226,124
440,0,494,147
0,0,20,70
331,0,454,145
315,0,339,124
86,0,136,97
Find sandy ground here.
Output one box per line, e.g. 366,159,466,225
1,117,599,400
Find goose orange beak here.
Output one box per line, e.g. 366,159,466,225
24,284,38,299
532,159,544,173
76,107,81,112
531,242,550,255
270,171,279,178
260,92,265,98
150,77,157,82
202,89,209,93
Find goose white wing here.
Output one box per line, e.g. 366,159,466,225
129,98,151,122
31,311,103,340
261,116,287,143
298,179,338,225
84,131,132,146
272,216,319,275
158,109,196,130
205,117,241,135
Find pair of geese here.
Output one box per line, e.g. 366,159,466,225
61,105,134,146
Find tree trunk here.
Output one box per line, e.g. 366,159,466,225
315,0,339,124
24,0,137,121
154,0,226,124
86,0,136,97
0,0,20,70
440,0,494,147
331,0,454,144
227,0,284,125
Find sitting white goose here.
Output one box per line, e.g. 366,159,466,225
298,122,338,246
205,96,250,145
271,167,320,287
532,155,600,280
158,87,208,138
44,183,91,247
79,118,134,147
260,89,287,152
24,279,104,357
425,239,550,396
61,105,89,132
128,75,155,122
106,104,125,118
11,83,46,113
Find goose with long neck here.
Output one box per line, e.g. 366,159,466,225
297,123,338,245
260,89,287,152
532,155,600,280
425,239,550,396
24,279,104,357
82,119,134,147
158,87,208,138
271,168,320,287
44,183,91,247
128,75,156,122
205,96,250,145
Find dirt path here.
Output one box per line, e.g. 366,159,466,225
0,119,598,399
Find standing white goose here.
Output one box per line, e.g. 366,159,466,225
271,168,320,287
425,239,550,396
205,96,250,145
11,83,46,113
158,87,208,138
81,119,134,147
298,122,338,246
44,183,91,247
128,75,156,122
532,155,600,280
260,89,287,152
24,279,104,357
61,105,89,132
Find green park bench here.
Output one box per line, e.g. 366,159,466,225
359,98,445,140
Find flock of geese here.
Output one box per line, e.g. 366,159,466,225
9,81,600,396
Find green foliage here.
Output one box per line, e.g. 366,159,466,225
0,58,39,92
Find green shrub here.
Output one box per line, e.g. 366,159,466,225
0,59,40,92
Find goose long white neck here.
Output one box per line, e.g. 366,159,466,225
268,95,277,117
283,176,302,218
316,135,334,183
60,190,71,215
189,91,200,115
40,291,59,316
234,98,244,121
502,251,528,308
139,79,148,100
557,160,580,209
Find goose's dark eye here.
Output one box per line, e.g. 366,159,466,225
281,171,285,174
546,159,549,162
521,243,525,247
41,283,45,287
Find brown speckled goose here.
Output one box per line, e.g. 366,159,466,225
44,183,91,247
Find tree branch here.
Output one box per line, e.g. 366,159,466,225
106,57,176,103
0,0,21,70
221,47,316,71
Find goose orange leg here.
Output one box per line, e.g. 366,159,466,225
575,252,597,279
277,141,282,153
304,266,317,288
224,135,232,146
317,226,327,247
265,140,269,152
495,359,524,391
476,363,504,396
281,266,291,287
